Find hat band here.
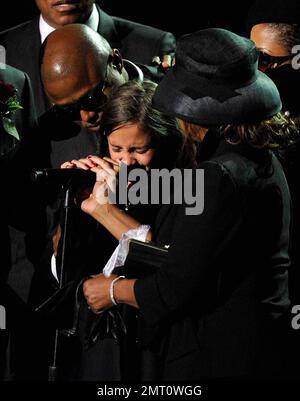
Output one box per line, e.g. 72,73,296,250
173,65,258,102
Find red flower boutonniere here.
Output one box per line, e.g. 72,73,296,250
0,80,23,140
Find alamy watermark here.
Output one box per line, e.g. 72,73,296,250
0,305,6,330
106,164,204,216
291,305,300,329
291,45,300,70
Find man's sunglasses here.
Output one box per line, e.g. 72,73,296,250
258,51,294,68
52,79,107,120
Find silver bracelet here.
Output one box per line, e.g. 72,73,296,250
110,276,125,306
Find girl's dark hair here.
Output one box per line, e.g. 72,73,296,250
100,80,183,168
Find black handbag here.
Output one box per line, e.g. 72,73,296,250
35,240,169,347
119,239,169,278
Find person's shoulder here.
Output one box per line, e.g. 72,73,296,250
197,137,259,189
112,15,174,38
0,65,32,105
0,64,27,85
0,17,38,42
97,4,174,40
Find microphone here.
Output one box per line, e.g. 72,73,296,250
31,168,96,186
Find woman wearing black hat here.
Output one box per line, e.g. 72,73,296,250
82,28,293,379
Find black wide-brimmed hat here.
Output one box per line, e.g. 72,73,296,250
153,28,281,126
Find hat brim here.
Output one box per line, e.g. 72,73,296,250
152,68,282,126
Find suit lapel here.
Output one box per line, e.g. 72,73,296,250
96,5,122,50
29,18,50,116
12,18,49,116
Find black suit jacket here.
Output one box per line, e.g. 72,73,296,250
0,66,36,159
0,5,176,117
0,65,37,281
0,66,36,310
135,130,291,379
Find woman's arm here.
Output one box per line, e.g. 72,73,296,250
83,273,138,313
88,202,151,241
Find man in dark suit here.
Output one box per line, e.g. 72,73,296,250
0,65,40,380
0,65,37,300
0,0,176,117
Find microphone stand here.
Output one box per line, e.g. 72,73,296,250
48,186,73,381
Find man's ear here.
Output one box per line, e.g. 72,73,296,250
109,49,124,73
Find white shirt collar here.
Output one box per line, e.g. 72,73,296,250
39,3,99,43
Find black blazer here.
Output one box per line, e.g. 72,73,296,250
0,5,176,116
0,66,36,159
135,130,291,379
0,65,37,292
0,67,45,378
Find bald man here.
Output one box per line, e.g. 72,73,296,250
39,24,143,168
0,1,175,116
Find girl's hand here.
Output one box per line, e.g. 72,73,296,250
80,156,119,215
60,157,98,170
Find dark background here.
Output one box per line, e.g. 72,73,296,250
0,0,256,37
